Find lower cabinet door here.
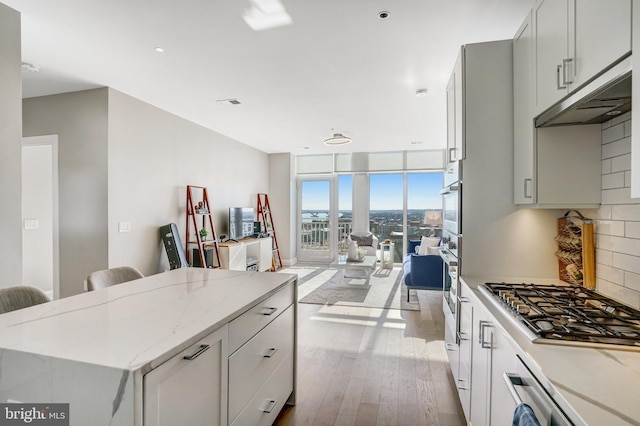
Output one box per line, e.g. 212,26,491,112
144,326,228,426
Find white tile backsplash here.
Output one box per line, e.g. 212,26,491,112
596,114,640,309
602,136,631,159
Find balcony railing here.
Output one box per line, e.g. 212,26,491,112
300,218,442,263
300,221,353,250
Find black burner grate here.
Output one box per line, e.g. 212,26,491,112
484,283,640,347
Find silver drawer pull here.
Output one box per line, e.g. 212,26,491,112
458,296,469,303
263,347,278,358
457,378,470,391
183,344,210,361
457,331,469,341
445,343,457,351
262,399,278,414
260,307,278,316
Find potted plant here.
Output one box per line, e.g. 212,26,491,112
199,227,208,241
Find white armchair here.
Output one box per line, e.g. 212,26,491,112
349,232,379,257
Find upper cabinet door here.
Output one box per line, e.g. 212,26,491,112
533,0,570,115
513,12,535,205
446,72,456,164
445,49,465,164
572,0,631,89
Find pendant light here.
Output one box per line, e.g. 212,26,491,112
323,132,352,146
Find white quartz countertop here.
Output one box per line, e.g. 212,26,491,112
0,268,297,372
462,275,640,426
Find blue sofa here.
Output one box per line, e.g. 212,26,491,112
402,240,444,302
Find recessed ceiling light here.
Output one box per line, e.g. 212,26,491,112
155,47,165,53
410,141,424,145
378,11,390,19
605,110,622,116
415,89,428,97
21,62,39,72
324,133,352,146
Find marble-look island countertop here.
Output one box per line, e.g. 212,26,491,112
462,275,640,426
0,268,297,371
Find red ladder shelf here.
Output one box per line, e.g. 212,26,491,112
186,185,221,269
257,193,283,271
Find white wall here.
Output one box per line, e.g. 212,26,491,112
23,89,109,297
107,89,270,275
583,112,640,309
268,153,296,265
0,3,23,288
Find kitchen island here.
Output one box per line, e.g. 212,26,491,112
0,268,297,425
460,275,640,426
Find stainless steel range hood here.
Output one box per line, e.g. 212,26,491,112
535,56,632,128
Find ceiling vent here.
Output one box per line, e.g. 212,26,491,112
216,98,241,106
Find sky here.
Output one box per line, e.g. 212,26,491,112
301,173,443,211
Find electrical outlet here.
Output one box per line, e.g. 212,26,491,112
118,222,132,233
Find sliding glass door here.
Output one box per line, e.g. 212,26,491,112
297,177,334,262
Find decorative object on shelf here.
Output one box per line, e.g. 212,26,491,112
199,228,208,241
555,210,595,288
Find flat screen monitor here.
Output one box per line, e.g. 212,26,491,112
229,207,255,240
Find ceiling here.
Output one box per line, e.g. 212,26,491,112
5,0,533,154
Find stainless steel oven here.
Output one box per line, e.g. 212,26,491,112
441,161,462,347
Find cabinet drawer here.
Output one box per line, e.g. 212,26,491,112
229,283,294,353
230,351,294,426
228,304,294,423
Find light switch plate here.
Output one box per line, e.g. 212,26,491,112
24,219,39,230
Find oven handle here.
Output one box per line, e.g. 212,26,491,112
448,266,458,281
503,372,525,405
439,183,459,195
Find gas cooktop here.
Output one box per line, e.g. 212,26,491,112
482,282,640,348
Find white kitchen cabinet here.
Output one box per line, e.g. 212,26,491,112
446,49,465,163
457,291,473,420
469,298,491,426
144,327,228,426
514,8,602,208
533,0,569,113
513,11,535,205
533,0,631,115
488,324,519,425
572,0,631,89
460,279,520,425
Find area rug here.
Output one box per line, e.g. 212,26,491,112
281,264,420,311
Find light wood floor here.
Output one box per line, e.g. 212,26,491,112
275,289,465,426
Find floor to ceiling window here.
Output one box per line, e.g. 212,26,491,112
369,174,404,262
369,172,443,263
295,150,445,264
